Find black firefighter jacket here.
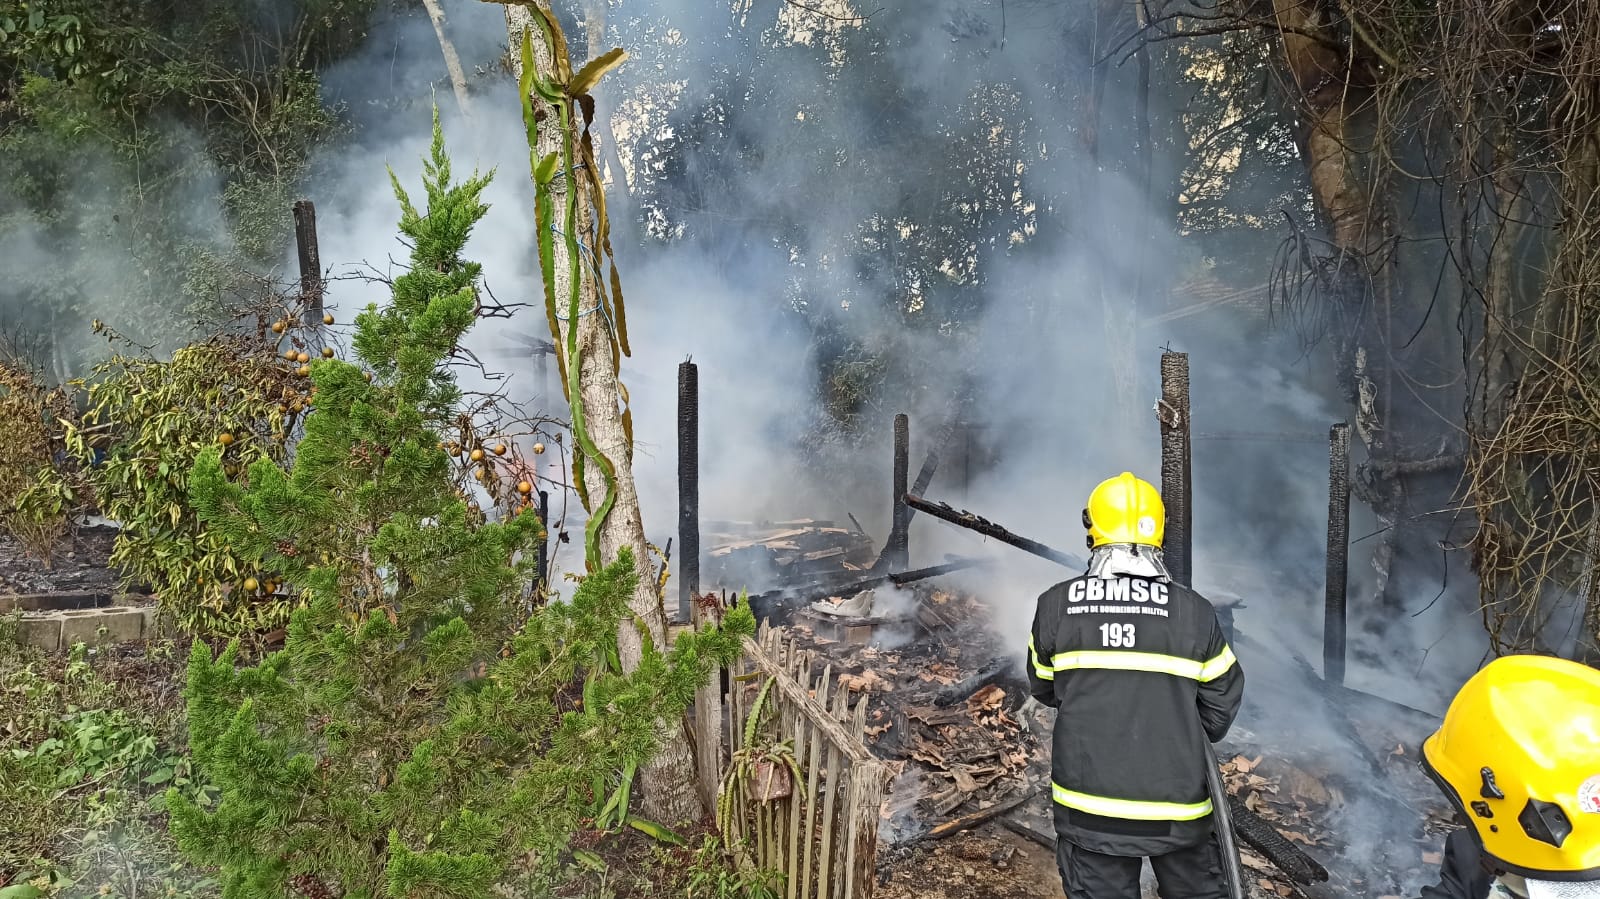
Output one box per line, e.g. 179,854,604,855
1417,829,1494,899
1027,573,1246,857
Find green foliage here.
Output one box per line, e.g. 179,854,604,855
66,334,302,638
0,1,385,374
679,837,781,899
0,637,219,899
0,360,84,559
166,121,753,899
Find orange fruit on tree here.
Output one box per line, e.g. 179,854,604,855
283,349,297,360
470,448,485,462
517,480,533,495
219,432,235,445
321,347,334,359
323,313,334,325
533,443,546,455
271,320,287,334
295,352,310,364
493,443,507,456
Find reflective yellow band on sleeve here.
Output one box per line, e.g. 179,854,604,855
1030,636,1054,680
1051,782,1214,821
1198,646,1237,682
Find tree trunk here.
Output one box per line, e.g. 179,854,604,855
505,2,704,826
422,0,473,118
1270,0,1389,451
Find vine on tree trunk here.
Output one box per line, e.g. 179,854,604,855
513,6,631,574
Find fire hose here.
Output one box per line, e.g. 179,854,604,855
1203,736,1247,899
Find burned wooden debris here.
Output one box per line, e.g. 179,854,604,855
704,519,876,588
780,591,1049,846
749,556,993,625
904,494,1086,570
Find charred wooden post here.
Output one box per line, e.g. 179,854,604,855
535,489,550,591
1325,422,1352,686
293,200,323,326
678,361,700,624
890,414,910,572
1158,351,1193,589
905,494,1087,569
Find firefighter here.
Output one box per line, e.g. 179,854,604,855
1027,472,1245,899
1414,654,1600,899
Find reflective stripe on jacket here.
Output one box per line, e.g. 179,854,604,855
1027,573,1245,856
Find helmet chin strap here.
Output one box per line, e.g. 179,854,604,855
1086,543,1172,583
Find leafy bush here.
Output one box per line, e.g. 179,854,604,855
65,330,308,638
0,360,86,559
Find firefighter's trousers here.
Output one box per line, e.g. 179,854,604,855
1055,832,1228,899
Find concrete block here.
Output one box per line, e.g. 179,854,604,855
138,606,178,640
58,607,145,648
17,614,62,652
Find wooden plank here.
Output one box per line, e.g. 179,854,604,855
731,655,747,847
693,591,725,814
816,686,846,898
741,636,875,765
847,760,888,899
838,697,864,895
800,664,830,899
708,528,814,554
786,653,808,899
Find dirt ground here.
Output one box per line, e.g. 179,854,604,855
0,524,124,594
877,823,1067,899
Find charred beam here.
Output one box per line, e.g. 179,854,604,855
293,200,324,326
1325,422,1351,686
678,361,700,624
1228,795,1329,884
535,489,550,591
745,555,991,622
916,788,1039,844
929,657,1015,707
1158,351,1193,589
905,494,1086,570
871,442,939,571
889,414,911,572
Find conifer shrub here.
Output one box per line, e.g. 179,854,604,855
164,114,752,899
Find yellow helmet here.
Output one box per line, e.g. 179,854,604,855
1083,472,1165,549
1422,654,1600,881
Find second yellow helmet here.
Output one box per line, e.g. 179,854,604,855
1084,472,1165,549
1422,654,1600,880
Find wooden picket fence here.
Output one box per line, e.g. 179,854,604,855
699,621,890,899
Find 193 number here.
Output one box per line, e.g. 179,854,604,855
1099,623,1136,648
